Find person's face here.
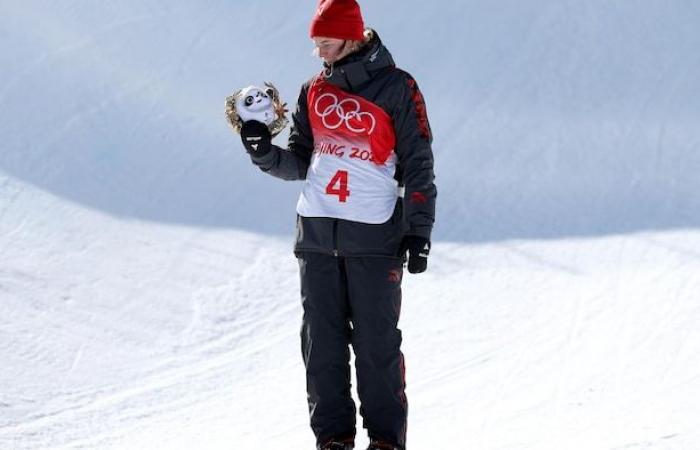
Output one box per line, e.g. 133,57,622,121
313,37,346,63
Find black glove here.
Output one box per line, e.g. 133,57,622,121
240,120,272,155
399,235,431,274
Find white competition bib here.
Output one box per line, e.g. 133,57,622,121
296,79,398,224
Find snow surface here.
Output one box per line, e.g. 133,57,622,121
2,1,700,449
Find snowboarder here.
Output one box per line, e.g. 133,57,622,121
236,1,436,448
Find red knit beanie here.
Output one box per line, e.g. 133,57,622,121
309,0,365,41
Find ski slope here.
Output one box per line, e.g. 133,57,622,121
2,1,700,449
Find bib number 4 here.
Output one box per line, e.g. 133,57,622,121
325,170,350,203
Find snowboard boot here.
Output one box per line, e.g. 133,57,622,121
367,440,399,450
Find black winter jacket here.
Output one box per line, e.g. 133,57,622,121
249,31,436,258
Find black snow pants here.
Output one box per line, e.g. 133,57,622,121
298,252,408,449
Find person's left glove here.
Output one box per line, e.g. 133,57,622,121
399,235,431,274
240,120,272,155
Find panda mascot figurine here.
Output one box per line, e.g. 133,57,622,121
225,82,288,137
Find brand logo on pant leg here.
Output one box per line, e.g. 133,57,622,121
387,269,402,283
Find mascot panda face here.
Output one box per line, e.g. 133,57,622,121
235,85,275,125
225,81,288,137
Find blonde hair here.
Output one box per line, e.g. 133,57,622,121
312,28,374,61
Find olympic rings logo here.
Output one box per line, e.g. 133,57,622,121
314,93,376,135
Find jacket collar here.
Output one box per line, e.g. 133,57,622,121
321,30,395,92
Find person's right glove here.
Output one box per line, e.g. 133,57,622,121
240,120,272,155
399,235,431,274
